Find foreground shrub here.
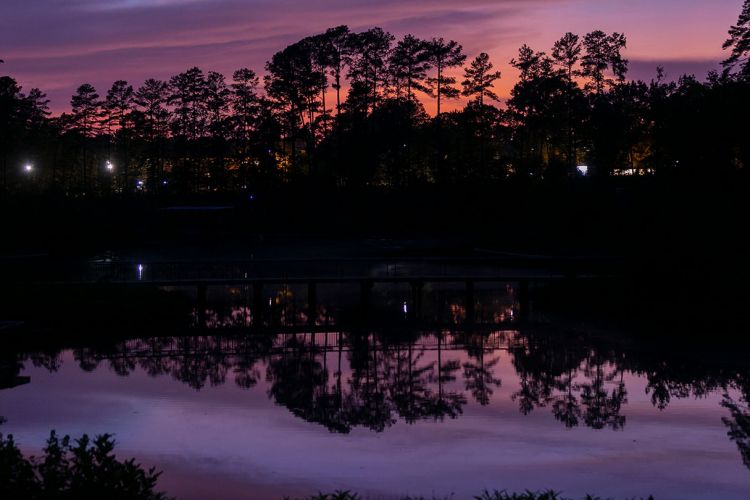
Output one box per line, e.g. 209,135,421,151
0,431,171,500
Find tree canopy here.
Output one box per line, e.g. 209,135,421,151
1,13,749,196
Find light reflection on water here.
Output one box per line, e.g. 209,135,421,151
1,281,750,500
2,328,750,500
187,282,519,328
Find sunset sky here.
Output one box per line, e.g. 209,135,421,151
0,0,743,114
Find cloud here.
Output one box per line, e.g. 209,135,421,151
0,0,738,112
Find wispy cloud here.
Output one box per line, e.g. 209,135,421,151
0,0,739,112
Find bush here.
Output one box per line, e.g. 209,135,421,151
0,431,171,500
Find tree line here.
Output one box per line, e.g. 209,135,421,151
6,329,750,451
1,1,750,196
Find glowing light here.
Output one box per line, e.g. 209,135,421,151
105,161,114,172
24,164,33,173
137,264,144,280
402,301,408,314
577,165,589,176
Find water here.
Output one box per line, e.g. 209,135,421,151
2,282,750,499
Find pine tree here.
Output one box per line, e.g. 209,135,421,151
723,0,750,77
425,38,466,117
389,35,431,102
461,52,501,107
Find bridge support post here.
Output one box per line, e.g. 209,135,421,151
465,280,476,325
197,284,207,328
253,282,264,328
518,279,530,321
360,280,373,323
410,280,424,322
307,281,317,326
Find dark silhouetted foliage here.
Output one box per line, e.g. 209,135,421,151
0,431,171,500
2,8,748,197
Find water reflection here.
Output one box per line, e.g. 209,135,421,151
722,388,750,471
186,281,520,329
4,328,750,475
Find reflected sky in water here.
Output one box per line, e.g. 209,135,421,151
2,329,750,500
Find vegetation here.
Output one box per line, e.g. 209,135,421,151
0,431,171,500
289,490,655,500
1,1,750,196
5,325,750,471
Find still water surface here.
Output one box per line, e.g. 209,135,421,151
1,283,749,499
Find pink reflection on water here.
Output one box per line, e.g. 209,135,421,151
0,332,749,500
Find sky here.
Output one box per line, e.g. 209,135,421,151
0,0,744,114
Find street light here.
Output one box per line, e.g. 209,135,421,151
24,164,33,173
105,160,114,172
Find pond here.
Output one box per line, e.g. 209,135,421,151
1,282,749,499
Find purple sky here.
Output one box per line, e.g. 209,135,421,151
0,0,743,113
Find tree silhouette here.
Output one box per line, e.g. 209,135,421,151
551,368,582,428
168,67,209,191
581,31,628,94
347,28,394,114
578,359,627,430
265,42,319,175
508,46,571,175
230,68,262,186
205,71,231,188
69,83,101,191
133,78,169,190
461,52,502,174
462,52,501,107
387,343,440,423
0,22,749,193
552,33,582,84
389,35,432,102
103,80,134,189
721,391,750,470
322,26,352,117
723,0,750,77
552,33,582,174
425,38,466,117
463,350,502,406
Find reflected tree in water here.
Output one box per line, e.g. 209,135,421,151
386,341,440,424
508,332,627,430
550,367,582,429
10,327,750,464
642,355,724,411
74,348,101,372
265,334,345,430
424,333,466,421
509,337,560,415
722,372,750,470
233,335,272,389
579,356,627,430
722,392,750,470
459,333,502,406
172,337,231,390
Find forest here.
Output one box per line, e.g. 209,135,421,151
1,2,750,197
